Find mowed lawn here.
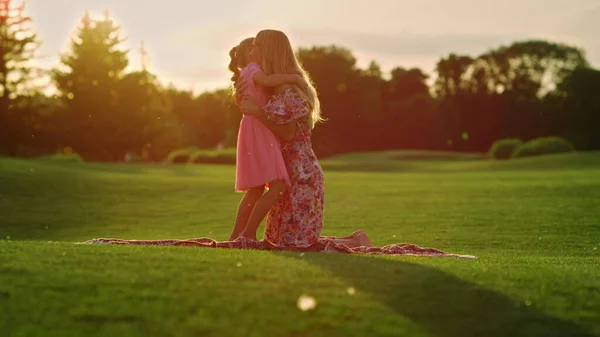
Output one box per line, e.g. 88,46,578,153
0,152,599,337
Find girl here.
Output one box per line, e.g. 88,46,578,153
227,37,304,241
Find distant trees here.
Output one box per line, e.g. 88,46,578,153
2,6,598,161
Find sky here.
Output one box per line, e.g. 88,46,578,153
23,0,600,93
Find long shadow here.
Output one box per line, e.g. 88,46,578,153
0,159,117,241
283,253,596,337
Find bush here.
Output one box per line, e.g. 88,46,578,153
166,147,197,164
488,138,523,160
188,148,236,165
512,137,576,158
42,153,85,163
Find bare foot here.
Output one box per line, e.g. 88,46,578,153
350,230,365,238
356,232,374,247
335,230,364,240
237,231,258,241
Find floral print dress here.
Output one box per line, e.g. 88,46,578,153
262,89,325,247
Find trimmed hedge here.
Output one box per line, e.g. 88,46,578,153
188,148,236,165
166,148,197,164
488,139,523,160
42,153,85,163
512,137,575,158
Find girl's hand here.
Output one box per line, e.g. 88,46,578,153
240,98,262,116
295,75,308,90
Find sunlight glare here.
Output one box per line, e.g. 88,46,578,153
297,295,316,311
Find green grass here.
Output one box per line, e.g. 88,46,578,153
1,152,600,336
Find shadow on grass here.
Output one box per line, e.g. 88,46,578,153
284,253,595,337
0,159,117,241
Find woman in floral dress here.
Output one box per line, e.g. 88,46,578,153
244,88,326,246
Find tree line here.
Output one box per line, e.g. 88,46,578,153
1,1,599,162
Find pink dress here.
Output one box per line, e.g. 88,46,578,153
235,62,291,192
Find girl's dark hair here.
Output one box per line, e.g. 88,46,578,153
228,37,254,83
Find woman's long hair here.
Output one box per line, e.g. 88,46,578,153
254,30,323,128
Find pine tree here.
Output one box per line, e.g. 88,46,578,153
0,0,40,155
53,9,128,161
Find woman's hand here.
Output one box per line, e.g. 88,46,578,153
240,98,262,116
234,80,248,106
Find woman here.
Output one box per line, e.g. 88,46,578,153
237,29,373,249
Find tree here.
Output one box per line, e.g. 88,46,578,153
53,10,128,161
350,61,385,151
116,70,178,160
296,46,359,155
545,67,600,150
475,40,587,142
383,67,439,149
433,54,473,150
0,0,40,156
194,90,231,148
434,54,473,98
112,41,183,161
434,40,588,152
165,87,199,146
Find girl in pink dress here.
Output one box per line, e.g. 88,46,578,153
227,37,305,241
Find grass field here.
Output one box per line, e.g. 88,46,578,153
1,152,599,336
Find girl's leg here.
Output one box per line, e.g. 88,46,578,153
228,186,265,241
239,179,286,241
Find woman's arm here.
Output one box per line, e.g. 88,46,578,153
252,111,296,141
234,70,307,105
233,75,301,106
233,79,246,106
240,98,296,141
